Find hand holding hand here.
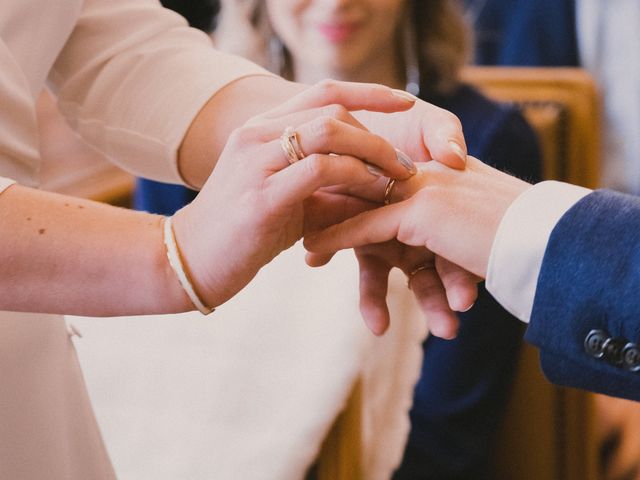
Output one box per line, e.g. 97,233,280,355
170,80,419,310
305,157,532,337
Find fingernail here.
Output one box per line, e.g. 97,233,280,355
460,302,475,312
396,149,417,175
448,140,467,164
366,163,385,177
391,88,419,103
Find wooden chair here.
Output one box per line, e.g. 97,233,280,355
316,67,602,480
464,66,601,480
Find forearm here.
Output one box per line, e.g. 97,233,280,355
0,185,192,316
178,75,306,187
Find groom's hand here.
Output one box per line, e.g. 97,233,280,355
356,97,468,170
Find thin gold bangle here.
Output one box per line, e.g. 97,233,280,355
163,217,215,315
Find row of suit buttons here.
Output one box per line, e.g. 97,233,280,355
585,329,640,372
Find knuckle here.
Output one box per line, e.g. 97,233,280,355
396,224,414,245
242,115,262,128
322,103,349,120
230,124,259,144
315,78,340,97
445,111,463,131
227,127,247,147
310,116,339,141
304,153,329,179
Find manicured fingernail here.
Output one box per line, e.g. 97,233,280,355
396,149,417,175
460,302,475,312
366,163,385,177
391,89,419,103
448,140,467,164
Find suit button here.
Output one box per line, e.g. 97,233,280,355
622,343,640,372
584,329,608,358
602,337,626,366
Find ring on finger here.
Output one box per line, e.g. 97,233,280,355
407,264,431,289
280,126,305,165
287,127,306,160
383,177,397,205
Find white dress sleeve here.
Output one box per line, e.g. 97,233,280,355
48,0,272,185
486,181,592,322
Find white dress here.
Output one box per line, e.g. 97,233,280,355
0,0,265,478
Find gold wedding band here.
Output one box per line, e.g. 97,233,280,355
407,265,431,289
383,177,397,205
280,126,305,165
288,128,306,160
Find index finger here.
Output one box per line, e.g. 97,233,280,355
263,79,417,118
304,202,406,253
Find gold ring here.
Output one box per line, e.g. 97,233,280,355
383,178,396,205
288,128,306,160
280,126,305,165
407,265,431,289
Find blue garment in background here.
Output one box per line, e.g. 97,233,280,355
464,0,579,67
134,180,197,215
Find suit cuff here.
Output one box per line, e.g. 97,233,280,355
486,181,591,323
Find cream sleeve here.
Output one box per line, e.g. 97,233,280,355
49,0,272,185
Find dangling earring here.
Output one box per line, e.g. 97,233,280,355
402,8,421,96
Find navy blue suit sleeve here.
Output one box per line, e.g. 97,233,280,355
526,190,640,400
468,0,579,67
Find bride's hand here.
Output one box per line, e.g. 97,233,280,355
170,81,418,310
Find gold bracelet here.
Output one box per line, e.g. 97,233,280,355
163,217,215,315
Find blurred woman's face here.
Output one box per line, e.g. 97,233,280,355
266,0,407,79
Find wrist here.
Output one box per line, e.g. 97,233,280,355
169,207,219,313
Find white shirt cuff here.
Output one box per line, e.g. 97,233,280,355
486,181,592,322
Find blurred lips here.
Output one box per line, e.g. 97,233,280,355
317,20,362,42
